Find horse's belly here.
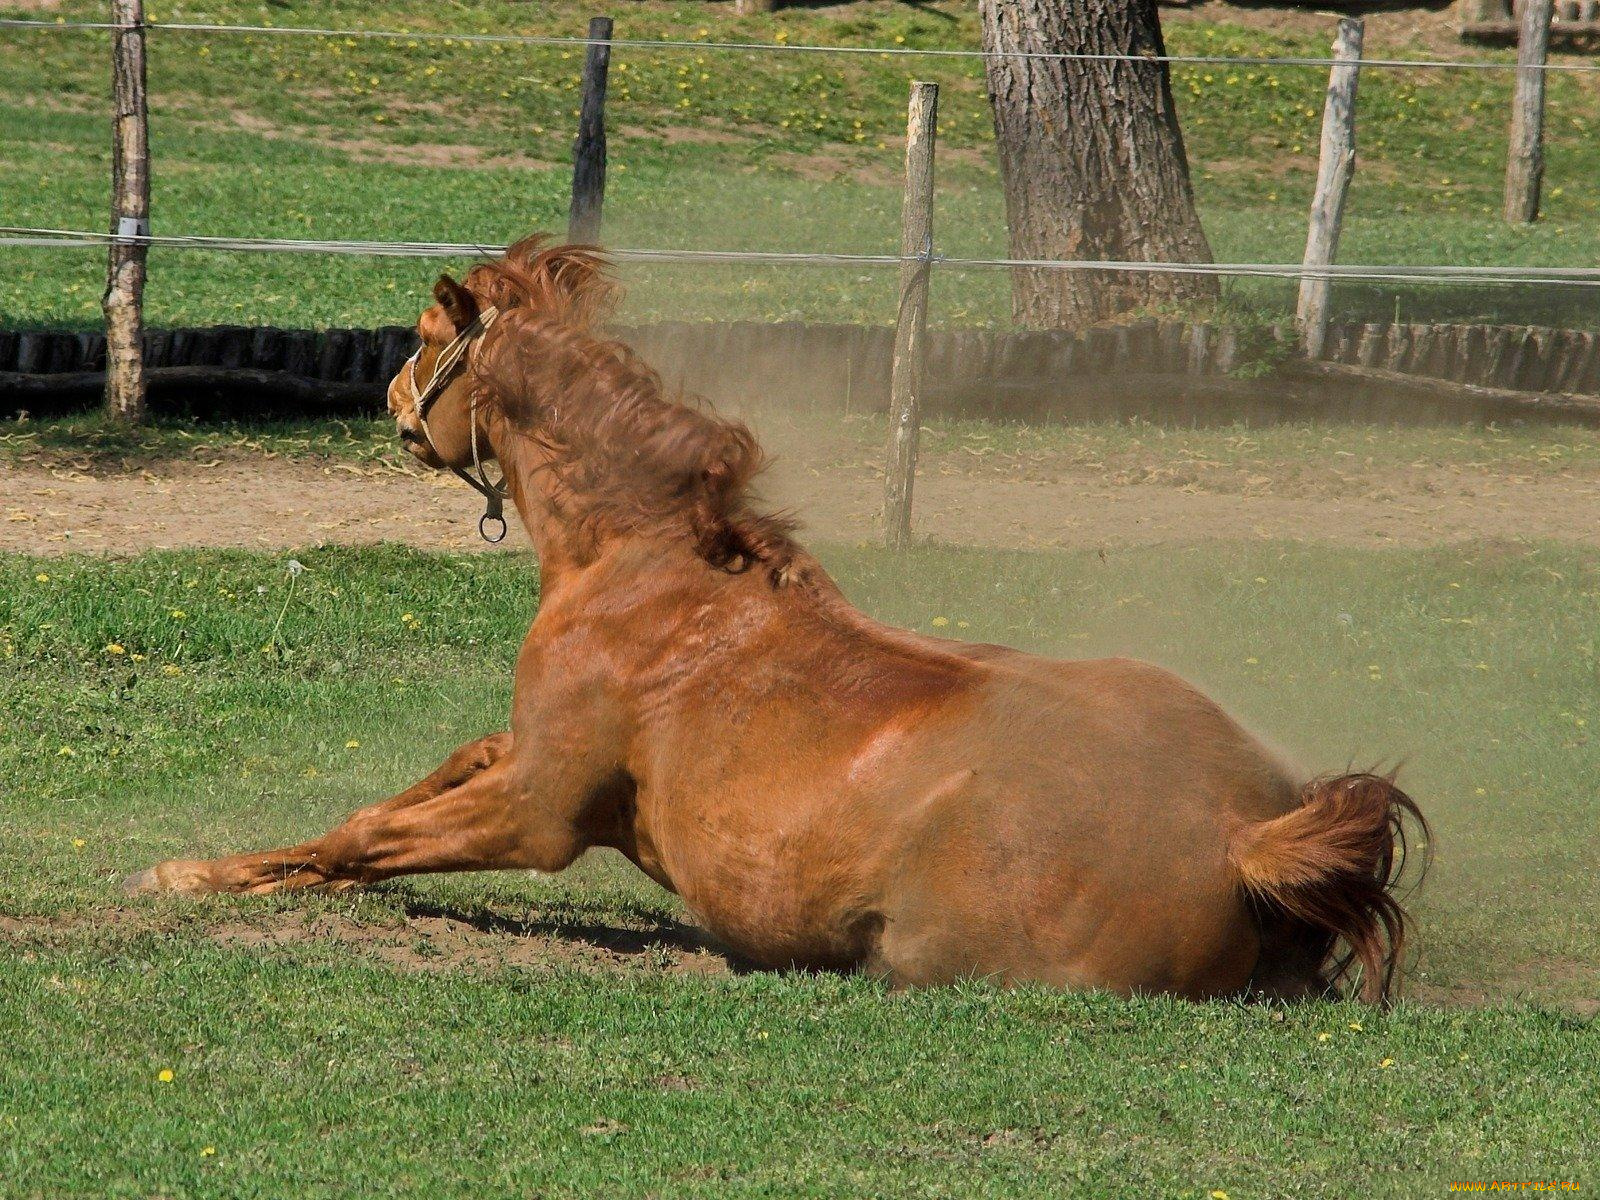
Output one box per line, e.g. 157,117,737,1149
669,858,881,971
637,794,884,971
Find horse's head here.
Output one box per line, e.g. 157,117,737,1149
387,273,492,472
387,236,618,473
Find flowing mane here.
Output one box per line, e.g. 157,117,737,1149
459,237,798,578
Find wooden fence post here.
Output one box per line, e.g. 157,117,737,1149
883,81,938,551
1505,0,1552,223
102,0,150,422
735,0,777,14
567,15,612,245
1297,16,1363,361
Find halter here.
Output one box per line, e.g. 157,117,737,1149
404,305,509,543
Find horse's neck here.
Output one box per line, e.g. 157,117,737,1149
487,418,583,585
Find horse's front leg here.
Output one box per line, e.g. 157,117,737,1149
345,731,512,821
123,751,592,896
123,732,512,895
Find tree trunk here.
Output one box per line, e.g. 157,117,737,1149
979,0,1217,327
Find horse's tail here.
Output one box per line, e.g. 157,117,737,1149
1229,772,1429,1005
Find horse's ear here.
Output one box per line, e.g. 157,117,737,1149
432,274,479,334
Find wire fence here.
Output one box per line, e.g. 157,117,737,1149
4,15,1600,73
4,13,1592,290
9,226,1600,290
7,2,1600,429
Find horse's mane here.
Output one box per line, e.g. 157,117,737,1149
460,236,799,579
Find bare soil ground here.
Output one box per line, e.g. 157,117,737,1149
0,905,735,977
5,905,1583,1013
7,424,1600,554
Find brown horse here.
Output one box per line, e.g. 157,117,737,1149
126,236,1427,1004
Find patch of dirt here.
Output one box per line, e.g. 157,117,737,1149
617,122,750,148
214,109,556,171
1166,2,1470,59
8,433,1600,555
769,141,992,188
0,905,735,977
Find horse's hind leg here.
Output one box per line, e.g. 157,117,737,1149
124,732,516,896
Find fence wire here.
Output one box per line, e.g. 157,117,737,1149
4,15,1600,73
7,227,1600,291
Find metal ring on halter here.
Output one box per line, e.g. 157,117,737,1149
479,512,508,543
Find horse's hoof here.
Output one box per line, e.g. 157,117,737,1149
122,861,213,896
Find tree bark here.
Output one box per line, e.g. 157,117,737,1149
883,83,938,550
1504,0,1552,224
979,0,1217,327
1296,17,1364,361
103,0,150,422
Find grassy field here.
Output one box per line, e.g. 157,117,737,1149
10,408,1600,481
5,0,1600,330
1,539,1597,1194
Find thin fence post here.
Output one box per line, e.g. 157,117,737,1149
1297,16,1363,361
103,0,150,422
567,15,612,245
735,0,777,14
883,81,938,551
1504,0,1552,223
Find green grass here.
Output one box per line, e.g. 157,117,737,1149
10,409,1600,483
2,540,1598,1194
7,0,1600,329
3,943,1593,1199
0,412,403,467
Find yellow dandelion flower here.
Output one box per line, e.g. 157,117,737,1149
170,609,187,620
1317,1031,1331,1042
345,739,361,749
1348,1021,1363,1031
931,617,949,628
131,653,146,663
106,643,127,656
1211,1191,1230,1200
157,1068,174,1083
162,664,183,677
1379,1058,1394,1069
201,1146,216,1157
34,573,49,583
57,746,74,757
1245,657,1259,665
72,838,85,848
